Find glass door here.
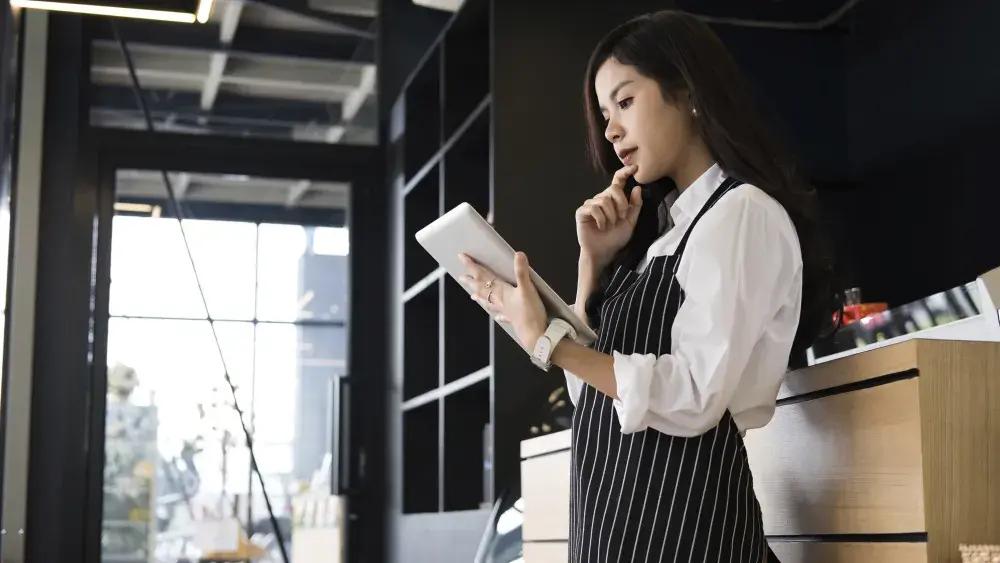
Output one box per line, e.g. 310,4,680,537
100,168,351,563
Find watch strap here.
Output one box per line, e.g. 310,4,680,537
532,318,576,370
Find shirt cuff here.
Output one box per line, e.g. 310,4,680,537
611,351,658,434
563,368,584,406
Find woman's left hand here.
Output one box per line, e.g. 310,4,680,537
459,251,548,351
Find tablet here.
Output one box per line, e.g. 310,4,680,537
415,202,598,352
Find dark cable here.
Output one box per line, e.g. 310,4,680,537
111,22,291,563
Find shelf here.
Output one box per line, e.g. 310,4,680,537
442,0,490,138
403,279,440,402
443,270,491,384
402,400,440,514
403,45,442,181
403,163,441,289
388,0,701,535
403,94,491,197
403,267,445,303
402,365,491,412
443,105,490,217
443,376,492,511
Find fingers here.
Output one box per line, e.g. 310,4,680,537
475,291,502,313
467,278,502,312
577,165,639,229
592,194,619,228
458,252,484,278
605,189,629,219
514,252,533,288
605,183,632,221
458,253,503,311
626,185,643,223
577,199,611,229
578,193,623,229
610,164,638,190
629,185,643,206
606,165,636,217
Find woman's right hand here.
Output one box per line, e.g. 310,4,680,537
575,164,643,270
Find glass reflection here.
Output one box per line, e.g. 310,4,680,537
477,493,525,563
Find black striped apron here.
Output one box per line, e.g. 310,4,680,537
569,177,770,563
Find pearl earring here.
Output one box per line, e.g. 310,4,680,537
691,107,699,117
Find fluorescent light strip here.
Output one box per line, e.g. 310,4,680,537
114,202,154,213
10,0,197,23
195,0,213,23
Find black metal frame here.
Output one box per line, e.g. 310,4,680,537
91,18,375,63
88,148,380,562
23,14,387,563
0,0,22,531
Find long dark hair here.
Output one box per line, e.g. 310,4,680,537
582,10,839,357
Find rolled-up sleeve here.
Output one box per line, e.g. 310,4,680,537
611,191,799,436
563,369,585,406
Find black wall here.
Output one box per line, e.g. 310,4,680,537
717,25,848,184
843,0,1000,305
706,0,999,308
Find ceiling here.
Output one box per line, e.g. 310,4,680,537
90,0,379,146
95,0,379,210
116,169,351,210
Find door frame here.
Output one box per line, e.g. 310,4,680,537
7,14,389,563
84,126,383,562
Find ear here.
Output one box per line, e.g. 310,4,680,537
665,88,696,118
684,91,698,116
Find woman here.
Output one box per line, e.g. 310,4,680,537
460,9,836,563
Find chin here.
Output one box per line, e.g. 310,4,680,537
633,162,670,186
633,168,655,185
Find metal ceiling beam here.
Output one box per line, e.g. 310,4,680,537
201,0,245,110
91,85,343,126
286,179,313,207
174,172,192,199
92,112,303,140
94,115,377,145
90,20,374,64
247,0,376,38
114,196,348,227
91,127,380,186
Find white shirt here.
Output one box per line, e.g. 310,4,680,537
564,163,803,437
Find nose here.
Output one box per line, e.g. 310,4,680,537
604,118,623,143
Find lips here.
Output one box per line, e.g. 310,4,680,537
617,147,637,165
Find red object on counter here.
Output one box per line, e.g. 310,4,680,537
835,302,888,327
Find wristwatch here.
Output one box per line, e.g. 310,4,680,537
531,318,577,371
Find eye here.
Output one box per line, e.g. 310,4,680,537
617,97,634,110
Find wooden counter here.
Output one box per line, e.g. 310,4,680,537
519,339,1000,562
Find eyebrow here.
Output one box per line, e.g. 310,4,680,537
599,79,634,112
609,80,633,101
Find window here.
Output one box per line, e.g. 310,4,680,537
102,216,347,562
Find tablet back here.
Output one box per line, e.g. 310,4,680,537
415,203,597,351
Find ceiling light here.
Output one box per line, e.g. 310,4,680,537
10,0,215,23
412,0,463,11
114,202,154,213
195,0,212,23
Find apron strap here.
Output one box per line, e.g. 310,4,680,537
672,176,744,259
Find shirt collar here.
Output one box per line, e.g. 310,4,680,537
668,162,725,225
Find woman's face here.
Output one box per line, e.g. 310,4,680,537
594,57,696,185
